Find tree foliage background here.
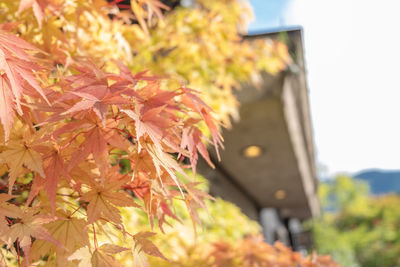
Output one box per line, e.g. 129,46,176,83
0,0,336,266
310,175,400,267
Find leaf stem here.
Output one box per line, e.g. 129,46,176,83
92,224,98,250
69,204,82,217
16,239,20,267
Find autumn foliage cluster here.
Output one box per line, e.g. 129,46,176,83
0,0,337,266
0,25,224,267
204,237,339,267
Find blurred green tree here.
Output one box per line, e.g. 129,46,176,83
311,175,400,267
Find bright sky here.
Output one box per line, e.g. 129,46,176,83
249,0,400,176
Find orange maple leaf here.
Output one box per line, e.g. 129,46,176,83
181,123,215,176
0,29,48,140
0,194,21,238
31,211,89,267
43,148,68,213
132,231,167,267
69,243,128,267
61,116,129,177
58,69,132,124
181,88,224,160
0,74,15,141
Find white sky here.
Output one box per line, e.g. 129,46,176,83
264,0,400,175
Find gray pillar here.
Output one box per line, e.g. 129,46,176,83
259,208,289,245
288,218,309,253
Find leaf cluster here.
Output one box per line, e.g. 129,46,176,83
0,23,220,266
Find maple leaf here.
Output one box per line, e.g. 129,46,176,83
91,245,127,267
157,200,180,233
181,124,215,176
181,88,224,160
201,107,224,160
0,194,21,238
130,0,169,35
184,182,214,233
69,244,128,267
57,117,114,176
0,29,48,140
0,194,20,216
81,172,139,224
5,207,62,264
68,246,92,267
0,138,45,193
145,143,187,195
18,0,45,28
132,232,167,267
31,211,89,267
126,170,182,230
135,83,178,110
122,104,180,153
132,244,150,267
59,78,132,124
0,29,47,102
44,149,67,213
0,74,16,142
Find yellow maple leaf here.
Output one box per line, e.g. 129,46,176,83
132,243,149,267
69,244,128,267
0,138,45,193
31,211,89,267
81,176,139,225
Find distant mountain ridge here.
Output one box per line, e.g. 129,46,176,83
354,169,400,195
